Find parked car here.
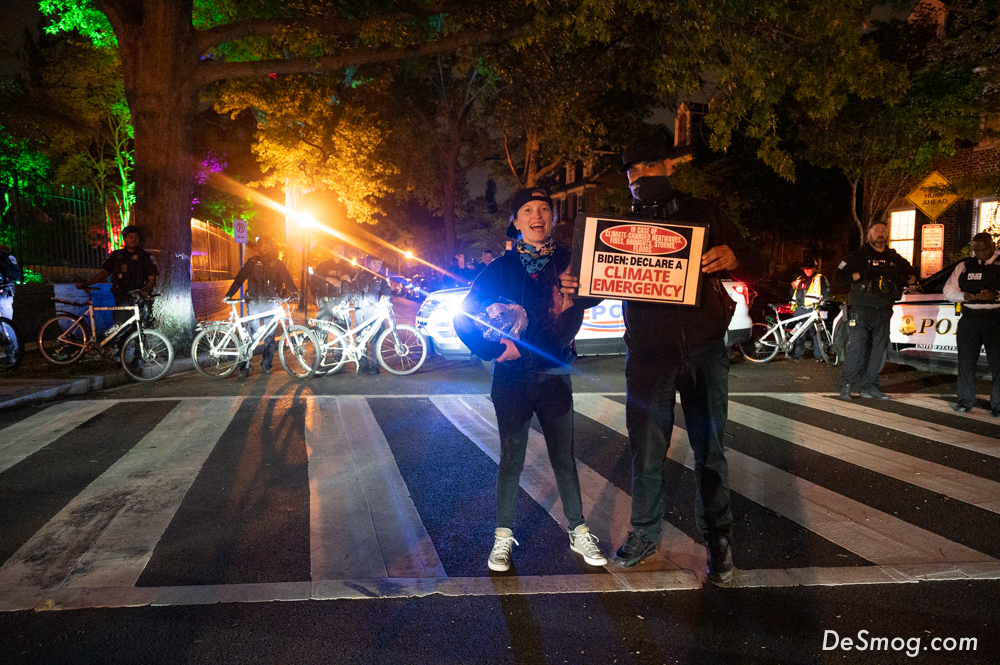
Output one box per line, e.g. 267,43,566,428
416,280,753,360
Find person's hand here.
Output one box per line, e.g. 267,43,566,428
792,277,804,289
496,338,521,362
852,272,861,282
75,281,87,290
559,271,580,296
701,245,738,273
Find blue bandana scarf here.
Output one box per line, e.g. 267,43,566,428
516,239,555,280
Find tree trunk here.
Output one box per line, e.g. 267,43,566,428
100,0,199,349
849,177,865,246
440,133,462,259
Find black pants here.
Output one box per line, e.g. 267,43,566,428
955,308,1000,412
840,305,892,391
625,338,733,541
491,369,585,531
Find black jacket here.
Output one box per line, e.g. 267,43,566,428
454,247,599,374
834,244,914,309
622,193,765,359
101,247,159,296
226,256,296,301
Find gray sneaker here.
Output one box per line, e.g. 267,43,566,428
487,528,519,572
860,389,891,400
569,524,607,566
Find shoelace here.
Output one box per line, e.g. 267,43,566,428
491,535,519,562
624,530,649,552
574,531,602,557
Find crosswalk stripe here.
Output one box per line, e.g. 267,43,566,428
768,393,1000,459
573,394,994,566
0,398,242,592
725,400,1000,513
0,401,115,473
893,393,1000,424
430,394,707,577
306,396,445,580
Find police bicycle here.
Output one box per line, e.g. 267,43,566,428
191,295,320,379
38,286,175,381
740,298,841,365
310,297,427,376
0,284,24,372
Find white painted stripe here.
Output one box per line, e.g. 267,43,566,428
893,393,1000,425
5,561,1000,611
0,398,242,592
306,396,445,580
725,399,1000,513
771,393,1000,459
430,394,705,576
572,394,994,565
0,400,115,473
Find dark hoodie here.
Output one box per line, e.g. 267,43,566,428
622,192,765,360
454,246,599,374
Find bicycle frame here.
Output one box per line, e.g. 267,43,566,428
52,293,144,349
222,300,295,361
312,300,393,351
769,308,826,348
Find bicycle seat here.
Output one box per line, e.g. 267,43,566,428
223,297,242,305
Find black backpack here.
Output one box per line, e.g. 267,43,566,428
0,251,23,285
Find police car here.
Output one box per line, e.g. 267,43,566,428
416,280,753,360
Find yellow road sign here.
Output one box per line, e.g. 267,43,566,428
905,171,960,220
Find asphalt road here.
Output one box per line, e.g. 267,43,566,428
1,335,998,664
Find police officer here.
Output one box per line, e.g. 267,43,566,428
225,235,298,379
835,221,915,400
77,225,159,327
562,135,765,584
943,232,1000,416
790,257,831,361
310,245,354,329
0,244,22,321
351,255,390,374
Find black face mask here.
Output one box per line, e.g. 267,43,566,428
629,175,673,204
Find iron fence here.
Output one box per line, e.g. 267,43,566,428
0,172,115,282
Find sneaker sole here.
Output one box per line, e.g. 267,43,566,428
570,544,607,566
487,559,511,572
707,568,735,587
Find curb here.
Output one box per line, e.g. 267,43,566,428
0,358,195,410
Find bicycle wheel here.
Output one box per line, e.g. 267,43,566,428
121,329,175,381
38,315,89,364
279,325,319,379
0,317,24,372
313,323,349,376
191,326,241,378
376,324,427,375
815,323,839,366
740,322,781,363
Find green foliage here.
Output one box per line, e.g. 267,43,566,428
40,0,115,47
214,72,396,224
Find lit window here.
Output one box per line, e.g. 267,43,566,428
978,200,999,234
889,210,915,263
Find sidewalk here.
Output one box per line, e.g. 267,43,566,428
0,352,194,410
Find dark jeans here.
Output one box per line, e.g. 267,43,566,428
956,308,1000,412
316,296,349,328
840,305,892,391
491,369,585,532
625,338,732,540
792,307,823,359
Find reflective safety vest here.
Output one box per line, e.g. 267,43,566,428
804,273,825,304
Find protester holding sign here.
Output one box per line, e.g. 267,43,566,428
562,135,764,584
454,187,607,573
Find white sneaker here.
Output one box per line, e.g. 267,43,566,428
488,528,519,572
570,524,608,566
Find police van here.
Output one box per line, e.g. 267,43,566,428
416,280,753,360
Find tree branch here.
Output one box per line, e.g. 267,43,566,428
502,132,521,186
195,24,529,87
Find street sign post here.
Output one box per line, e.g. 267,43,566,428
905,172,960,220
234,219,248,244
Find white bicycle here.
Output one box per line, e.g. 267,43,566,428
310,297,427,376
191,295,320,379
741,299,841,365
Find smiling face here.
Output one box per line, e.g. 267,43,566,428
513,200,554,247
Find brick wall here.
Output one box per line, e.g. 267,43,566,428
191,280,232,322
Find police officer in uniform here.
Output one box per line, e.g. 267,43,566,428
225,235,298,379
310,245,354,329
790,257,831,361
77,225,159,327
0,244,21,321
834,221,915,401
351,255,390,374
943,232,1000,416
561,135,765,584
